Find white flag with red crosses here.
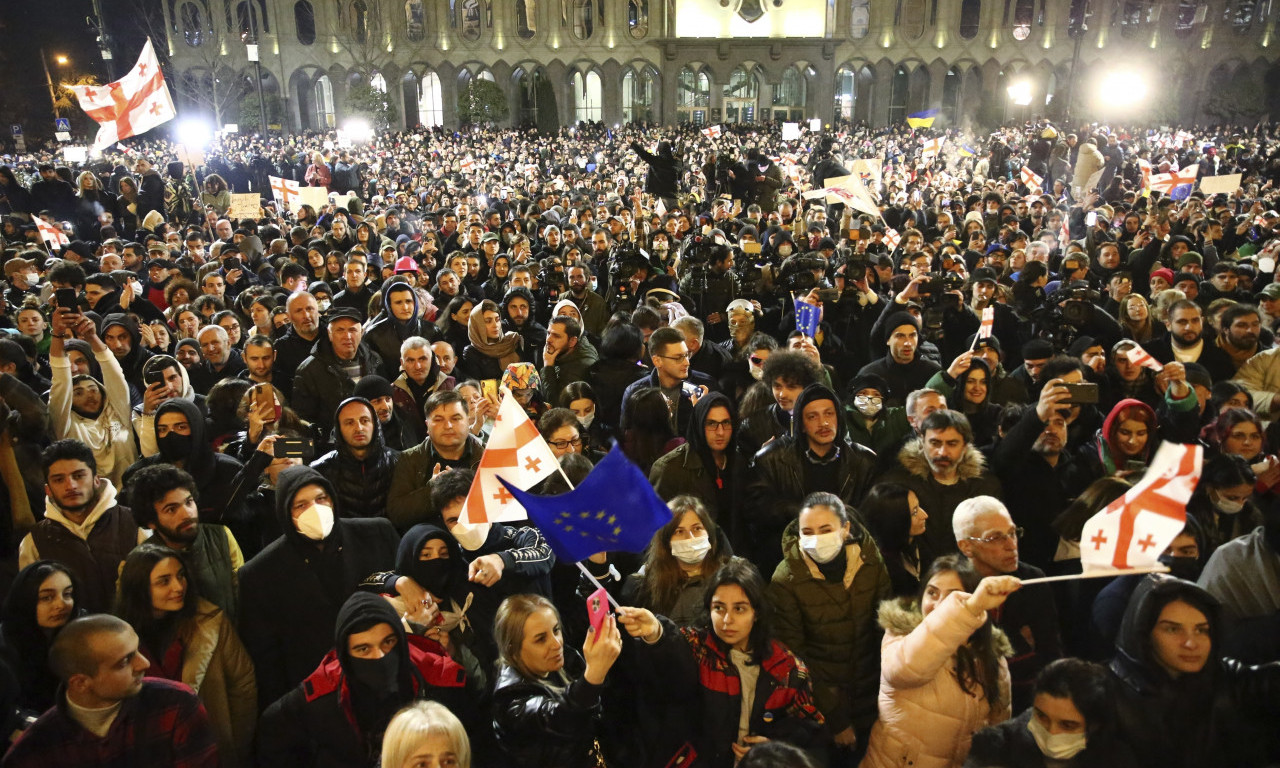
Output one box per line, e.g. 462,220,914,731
1081,442,1200,572
1126,344,1164,372
458,392,562,524
70,40,175,150
1021,165,1044,195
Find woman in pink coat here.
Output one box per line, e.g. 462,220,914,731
861,555,1018,768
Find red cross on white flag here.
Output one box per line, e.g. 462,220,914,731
458,391,562,525
1081,442,1200,572
701,124,723,139
883,227,901,250
69,40,175,150
978,306,994,339
1125,344,1163,372
1020,165,1044,195
36,218,69,248
269,176,301,208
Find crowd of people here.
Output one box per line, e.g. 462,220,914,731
0,113,1278,768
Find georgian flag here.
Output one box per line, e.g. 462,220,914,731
268,176,301,208
883,227,901,250
36,218,69,247
701,124,723,139
920,136,945,164
1021,165,1044,195
69,40,175,150
978,306,994,339
1126,344,1164,372
458,392,562,525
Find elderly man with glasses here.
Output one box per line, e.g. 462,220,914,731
954,495,1062,713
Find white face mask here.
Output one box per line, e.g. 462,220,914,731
1212,493,1245,515
25,272,39,286
295,502,334,541
670,534,711,565
777,245,793,257
317,298,332,312
800,530,845,564
854,395,883,417
1027,715,1087,760
578,410,595,429
750,363,765,381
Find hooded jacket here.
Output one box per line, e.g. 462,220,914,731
501,286,547,362
292,318,386,433
131,354,207,458
365,283,440,381
631,141,680,199
862,594,1013,768
100,312,154,391
747,384,877,575
310,397,400,518
390,365,454,446
964,706,1141,768
881,437,1002,572
257,592,470,768
648,393,747,544
237,465,399,709
49,343,137,488
768,516,892,736
1108,575,1280,768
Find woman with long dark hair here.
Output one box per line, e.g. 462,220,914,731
621,386,683,476
860,554,1018,768
0,561,82,718
436,295,475,363
861,482,930,598
115,543,257,768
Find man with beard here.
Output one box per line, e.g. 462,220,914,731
881,409,1001,571
1216,303,1268,372
565,264,608,336
1149,300,1236,381
855,312,941,408
20,440,145,613
311,398,401,518
126,464,244,619
500,286,545,363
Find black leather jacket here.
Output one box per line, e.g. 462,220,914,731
492,651,603,768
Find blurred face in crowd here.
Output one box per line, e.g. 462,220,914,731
703,405,733,454
243,342,274,380
801,398,839,453
338,401,375,451
887,323,918,364
1223,311,1261,351
328,317,362,361
924,426,966,477
921,569,964,617
1169,306,1203,349
197,327,230,366
402,344,434,385
427,401,468,453
289,292,320,336
1221,419,1263,461
431,342,456,375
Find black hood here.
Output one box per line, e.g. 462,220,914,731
154,398,216,479
100,311,146,368
373,281,424,340
396,523,468,601
1111,574,1222,688
789,383,848,447
63,339,103,383
274,464,342,543
334,591,410,676
330,396,388,457
685,391,737,462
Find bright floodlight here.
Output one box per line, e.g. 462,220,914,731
1006,81,1033,106
1098,71,1147,102
176,119,213,148
343,119,374,143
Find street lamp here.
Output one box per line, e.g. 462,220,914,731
42,49,69,119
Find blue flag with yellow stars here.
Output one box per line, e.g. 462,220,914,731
795,297,820,339
498,445,672,564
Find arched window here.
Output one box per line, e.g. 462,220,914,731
406,0,425,40
959,0,981,38
371,71,388,92
1173,0,1202,35
572,0,594,39
419,72,444,127
628,0,650,38
178,1,206,46
353,0,370,43
573,71,602,121
1225,0,1258,31
461,0,481,38
235,0,269,38
851,0,870,36
1115,0,1153,35
897,0,927,40
676,66,710,124
516,0,537,38
314,75,335,128
622,69,656,122
942,66,962,123
772,67,805,121
294,0,316,44
1011,0,1033,38
888,65,909,124
1067,0,1090,35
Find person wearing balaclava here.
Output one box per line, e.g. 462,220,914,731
238,465,399,709
257,591,478,768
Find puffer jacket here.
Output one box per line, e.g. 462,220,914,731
309,396,400,518
746,384,878,575
880,439,1002,572
768,518,892,736
861,594,1012,768
291,320,385,434
175,599,257,768
492,650,604,768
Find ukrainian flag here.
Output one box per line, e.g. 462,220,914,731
906,109,938,129
958,144,978,157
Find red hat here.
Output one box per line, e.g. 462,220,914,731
394,256,420,273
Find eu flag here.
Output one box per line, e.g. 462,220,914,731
795,298,820,339
906,109,938,129
498,445,672,564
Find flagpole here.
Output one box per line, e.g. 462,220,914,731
1019,565,1169,586
554,463,624,611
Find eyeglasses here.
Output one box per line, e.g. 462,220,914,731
705,419,733,432
965,527,1024,546
749,356,766,366
547,437,583,450
657,354,690,363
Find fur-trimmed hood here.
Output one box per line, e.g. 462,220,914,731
895,438,989,483
876,597,1014,658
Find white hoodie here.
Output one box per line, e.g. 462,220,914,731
18,480,145,567
50,348,137,489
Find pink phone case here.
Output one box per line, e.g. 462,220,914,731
586,586,609,636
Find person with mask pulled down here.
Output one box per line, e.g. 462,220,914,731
964,658,1139,768
767,492,892,764
237,466,399,709
257,592,480,768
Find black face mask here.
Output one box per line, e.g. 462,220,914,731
1158,554,1203,582
406,556,455,595
157,432,193,460
347,653,400,695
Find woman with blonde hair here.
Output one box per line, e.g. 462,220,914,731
305,151,332,190
381,700,471,768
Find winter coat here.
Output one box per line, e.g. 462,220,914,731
964,708,1140,768
291,329,386,434
174,599,257,768
881,440,1002,572
49,345,137,488
364,293,440,381
587,357,648,431
861,595,1013,768
492,651,604,768
1108,575,1280,768
631,141,681,200
648,393,746,540
237,466,399,709
769,518,893,735
390,369,454,446
385,433,484,532
309,396,400,518
541,341,600,406
747,384,878,575
1071,142,1105,199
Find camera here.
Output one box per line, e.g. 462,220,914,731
1049,283,1101,327
778,254,826,293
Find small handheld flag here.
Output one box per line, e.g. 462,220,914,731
1149,164,1199,199
1020,165,1044,195
920,137,946,164
795,297,820,339
701,124,723,139
883,227,902,251
1125,344,1163,372
978,306,994,338
36,219,69,248
458,392,561,525
268,175,301,209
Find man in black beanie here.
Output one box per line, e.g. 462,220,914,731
855,311,941,408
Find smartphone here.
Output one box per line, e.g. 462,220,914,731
1086,211,1097,226
816,287,840,303
55,288,78,311
255,384,280,423
225,257,243,273
1062,382,1099,405
273,437,311,459
848,229,861,240
1125,460,1147,474
145,368,166,387
481,379,499,402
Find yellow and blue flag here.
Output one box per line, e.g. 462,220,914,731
498,445,672,564
906,109,938,129
958,143,978,157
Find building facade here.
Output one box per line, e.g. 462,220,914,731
160,0,1280,132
